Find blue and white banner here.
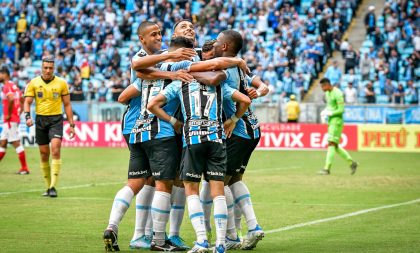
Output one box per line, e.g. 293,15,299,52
405,107,420,124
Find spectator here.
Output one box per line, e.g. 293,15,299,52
344,44,358,74
263,64,278,91
393,83,405,104
344,82,357,104
16,13,27,37
70,77,85,101
87,82,97,101
282,70,295,98
359,52,373,81
286,95,300,123
324,60,342,86
384,79,395,103
97,82,108,102
387,49,399,81
365,82,376,103
4,42,16,63
405,80,418,104
111,79,124,102
294,72,306,101
19,52,32,69
364,6,376,36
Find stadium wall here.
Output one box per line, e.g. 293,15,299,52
2,122,419,153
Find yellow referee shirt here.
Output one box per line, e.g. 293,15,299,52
24,76,69,116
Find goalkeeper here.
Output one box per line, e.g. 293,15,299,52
319,78,358,175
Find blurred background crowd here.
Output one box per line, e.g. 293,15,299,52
0,0,418,105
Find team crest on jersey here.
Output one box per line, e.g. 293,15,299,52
53,92,60,99
37,91,43,98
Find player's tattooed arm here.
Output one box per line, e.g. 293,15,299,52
131,48,196,70
136,68,193,83
118,85,141,105
147,94,183,134
189,57,250,74
189,71,227,86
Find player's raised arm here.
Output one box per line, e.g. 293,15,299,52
189,57,249,73
190,70,227,86
131,47,197,71
250,75,269,97
136,68,193,83
118,84,141,105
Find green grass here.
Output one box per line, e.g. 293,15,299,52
1,148,420,252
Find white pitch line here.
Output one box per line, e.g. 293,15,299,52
0,181,124,196
266,198,420,234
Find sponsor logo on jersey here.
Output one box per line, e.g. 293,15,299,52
37,91,43,98
189,119,219,127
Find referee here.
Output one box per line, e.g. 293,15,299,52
23,56,75,197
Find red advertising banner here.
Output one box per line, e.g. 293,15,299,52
61,122,127,148
257,123,358,150
20,122,357,150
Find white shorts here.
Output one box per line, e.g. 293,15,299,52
1,122,20,142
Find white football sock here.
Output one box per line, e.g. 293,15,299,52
187,195,207,243
108,186,134,233
199,180,213,232
132,185,155,240
224,186,236,239
169,186,186,237
230,181,258,231
213,195,227,247
234,204,242,231
151,191,171,245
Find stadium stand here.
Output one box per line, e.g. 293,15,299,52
338,0,419,105
0,0,363,103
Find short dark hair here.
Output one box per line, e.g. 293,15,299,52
137,21,158,36
42,56,55,63
0,66,10,76
173,19,193,30
170,36,194,49
202,39,216,53
221,30,243,55
320,77,331,85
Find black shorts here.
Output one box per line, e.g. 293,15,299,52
128,137,179,180
226,135,260,175
35,114,64,145
181,141,226,182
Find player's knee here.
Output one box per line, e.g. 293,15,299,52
155,180,174,193
127,179,146,194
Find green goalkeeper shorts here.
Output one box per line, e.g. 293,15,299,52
328,120,343,144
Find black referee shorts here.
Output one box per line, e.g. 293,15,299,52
35,114,64,145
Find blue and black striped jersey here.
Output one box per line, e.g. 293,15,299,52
121,48,148,135
222,67,260,139
161,60,236,146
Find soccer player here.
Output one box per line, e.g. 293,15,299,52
201,40,217,61
103,21,194,252
318,77,358,175
212,29,268,250
148,37,252,253
23,56,76,197
0,67,29,174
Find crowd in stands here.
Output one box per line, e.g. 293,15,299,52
324,0,419,105
8,0,419,106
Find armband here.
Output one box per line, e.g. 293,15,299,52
25,112,31,120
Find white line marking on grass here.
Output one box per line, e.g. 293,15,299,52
266,198,420,234
0,181,124,196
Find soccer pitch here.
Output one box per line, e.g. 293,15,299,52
1,148,419,253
